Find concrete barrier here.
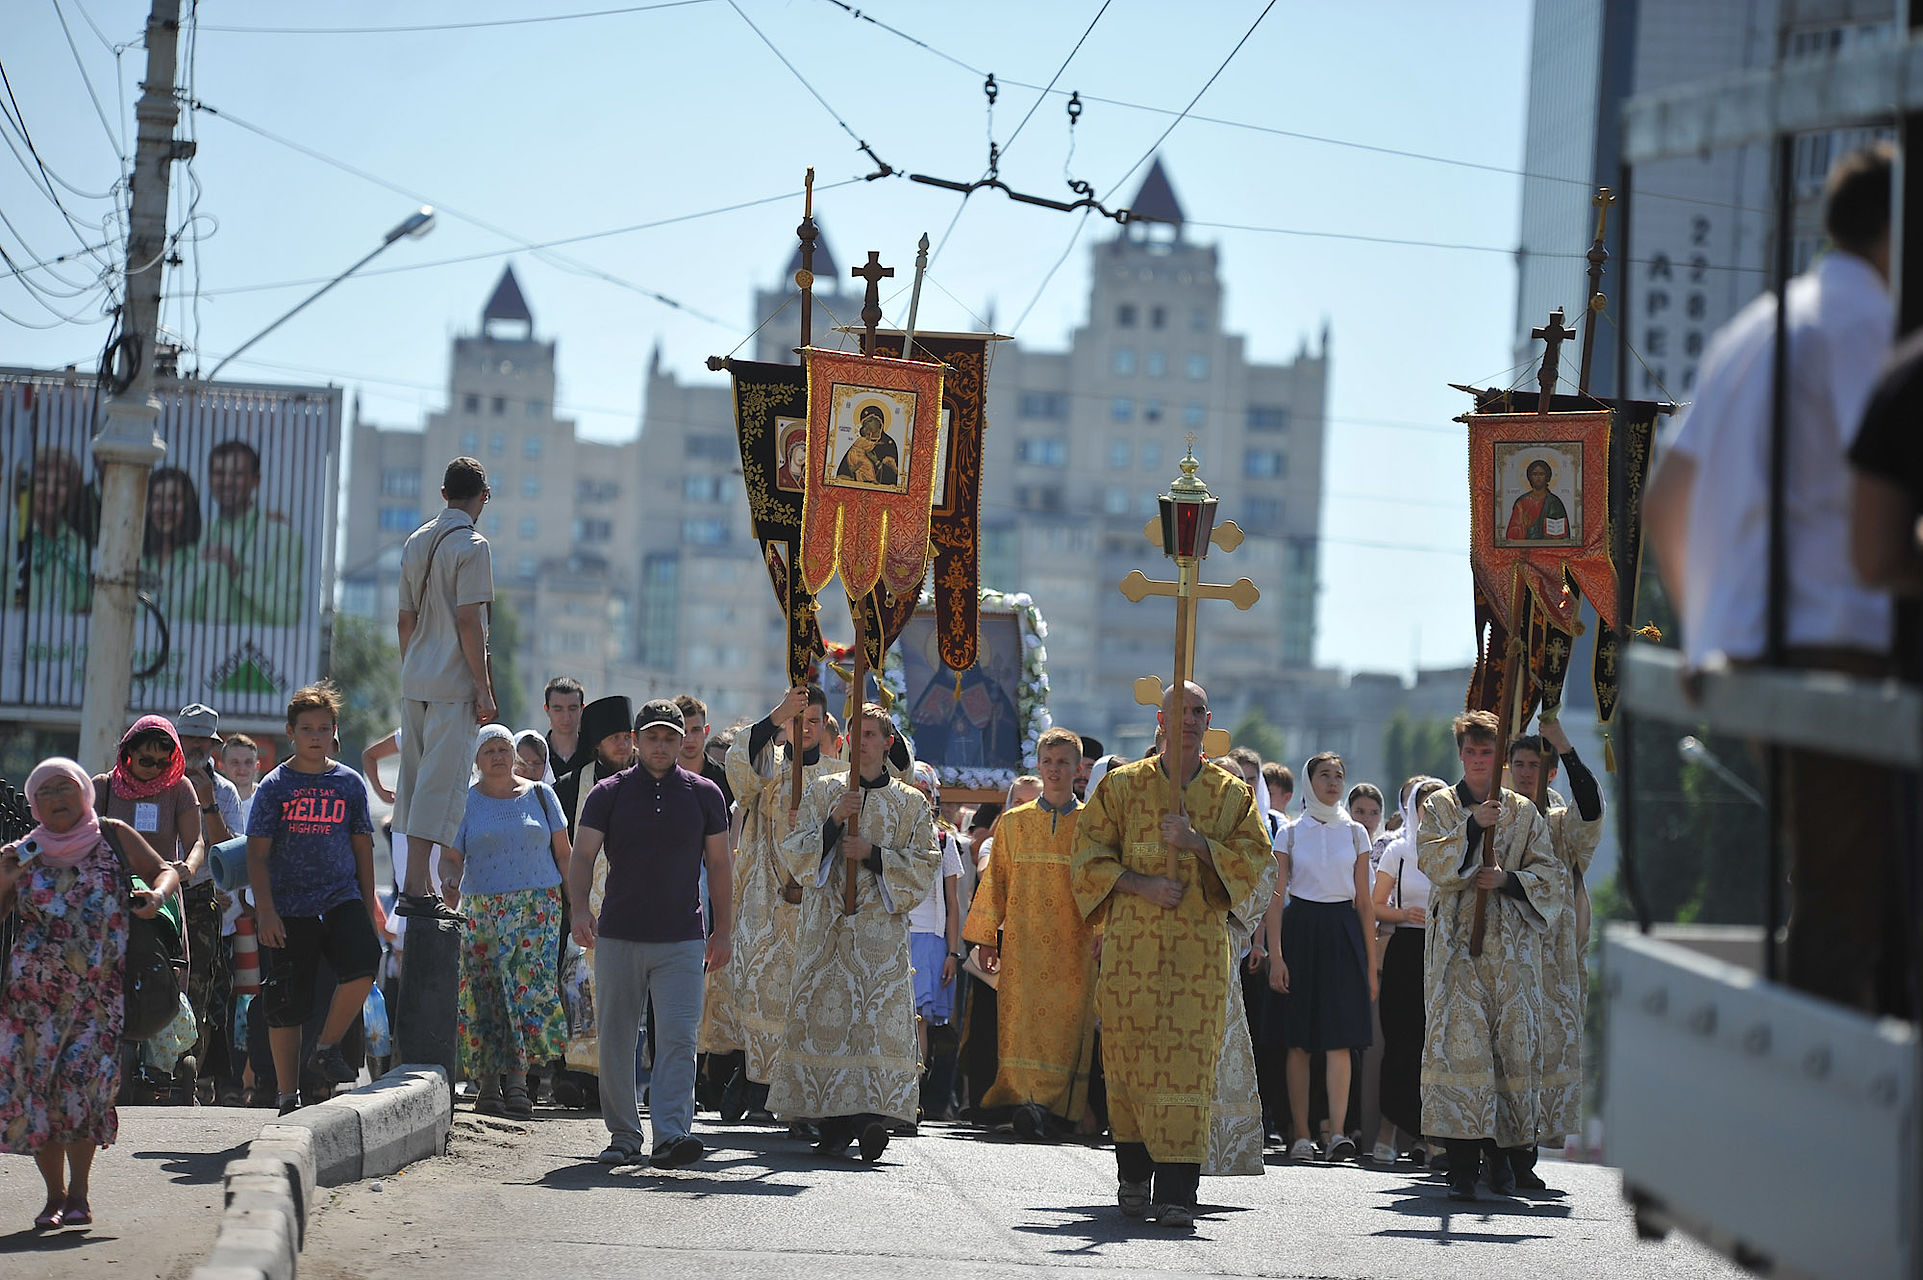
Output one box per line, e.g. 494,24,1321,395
191,1064,450,1280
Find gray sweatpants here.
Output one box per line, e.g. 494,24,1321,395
595,937,704,1150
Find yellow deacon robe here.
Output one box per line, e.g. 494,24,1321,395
1416,783,1565,1148
1540,787,1604,1140
961,798,1098,1123
1071,756,1272,1165
766,770,939,1124
721,727,845,1081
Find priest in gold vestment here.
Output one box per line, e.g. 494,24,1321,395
962,727,1098,1138
1072,682,1271,1228
722,685,844,1111
767,706,939,1163
1416,709,1565,1202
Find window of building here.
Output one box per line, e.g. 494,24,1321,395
1145,349,1166,379
1116,303,1138,328
519,516,539,540
484,513,501,536
1108,440,1131,468
1019,391,1069,420
1245,449,1285,479
682,517,728,545
527,399,545,418
1247,405,1291,432
686,433,733,461
1185,353,1210,381
1016,484,1064,512
517,475,538,499
1189,306,1208,332
1142,441,1164,470
1150,305,1167,330
1112,347,1136,376
523,435,544,459
378,505,419,533
574,517,613,543
684,474,725,502
516,554,539,580
1111,397,1134,424
1141,489,1161,516
489,433,506,456
379,468,420,498
578,478,620,503
462,393,480,415
1017,438,1068,467
491,396,507,416
1103,486,1131,516
1245,497,1283,530
639,553,679,667
1144,400,1164,424
1183,402,1206,428
459,430,479,454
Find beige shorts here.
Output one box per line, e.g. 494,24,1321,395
394,698,475,849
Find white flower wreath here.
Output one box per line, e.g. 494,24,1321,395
882,585,1053,792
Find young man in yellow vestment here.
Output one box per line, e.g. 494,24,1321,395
1072,682,1272,1229
963,726,1099,1140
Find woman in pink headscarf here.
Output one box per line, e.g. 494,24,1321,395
93,715,206,886
0,757,176,1230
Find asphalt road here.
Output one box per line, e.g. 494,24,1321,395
299,1106,1747,1280
0,1102,266,1280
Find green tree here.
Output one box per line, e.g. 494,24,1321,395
490,595,526,730
326,613,400,765
1381,709,1458,791
1231,707,1286,768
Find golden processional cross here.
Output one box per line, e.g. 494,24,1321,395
1118,439,1261,876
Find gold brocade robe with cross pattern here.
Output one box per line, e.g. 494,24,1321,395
1540,795,1604,1139
1071,757,1272,1164
765,771,939,1124
719,729,846,1081
1416,785,1565,1147
961,799,1098,1123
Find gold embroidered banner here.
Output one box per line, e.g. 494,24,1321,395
799,348,945,600
869,331,992,673
727,359,824,685
1467,410,1618,633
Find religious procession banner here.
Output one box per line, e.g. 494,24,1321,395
869,330,995,672
798,348,945,601
726,359,825,686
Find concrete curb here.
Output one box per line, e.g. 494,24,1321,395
190,1064,450,1280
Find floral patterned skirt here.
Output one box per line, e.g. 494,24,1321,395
457,886,566,1078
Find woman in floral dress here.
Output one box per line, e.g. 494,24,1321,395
0,757,178,1230
446,725,571,1119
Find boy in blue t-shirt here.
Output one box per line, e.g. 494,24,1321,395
246,681,380,1114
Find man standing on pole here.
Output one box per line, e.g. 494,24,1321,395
1072,681,1271,1228
394,457,495,920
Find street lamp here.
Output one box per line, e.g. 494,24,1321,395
206,206,435,380
1678,734,1765,808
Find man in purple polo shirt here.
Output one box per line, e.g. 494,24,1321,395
569,699,733,1168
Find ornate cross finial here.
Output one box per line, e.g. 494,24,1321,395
1532,308,1577,415
853,250,894,353
1579,188,1616,394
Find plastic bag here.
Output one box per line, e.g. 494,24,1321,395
145,992,197,1073
363,983,391,1059
232,992,252,1054
561,943,595,1040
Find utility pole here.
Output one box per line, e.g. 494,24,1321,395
78,0,187,770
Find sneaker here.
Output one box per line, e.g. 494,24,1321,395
310,1043,360,1086
1288,1138,1318,1161
1325,1135,1357,1162
1117,1179,1151,1218
857,1120,891,1163
597,1141,643,1166
1370,1142,1399,1165
1152,1203,1196,1230
277,1094,302,1117
650,1135,704,1169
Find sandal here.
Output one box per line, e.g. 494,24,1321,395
34,1197,65,1230
59,1199,91,1227
503,1084,533,1119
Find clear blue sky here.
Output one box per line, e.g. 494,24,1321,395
3,0,1540,678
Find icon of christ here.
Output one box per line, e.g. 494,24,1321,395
1505,458,1570,541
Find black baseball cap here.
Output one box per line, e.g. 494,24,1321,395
634,699,685,735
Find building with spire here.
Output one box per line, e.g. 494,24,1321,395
340,161,1330,745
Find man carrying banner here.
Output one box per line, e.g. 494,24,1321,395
1071,681,1271,1228
767,705,938,1162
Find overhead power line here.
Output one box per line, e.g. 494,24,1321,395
198,0,715,35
